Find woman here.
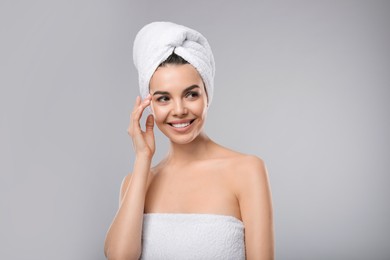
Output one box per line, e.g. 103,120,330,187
104,22,274,260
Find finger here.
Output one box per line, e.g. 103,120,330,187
145,93,152,101
133,96,151,121
129,96,140,126
131,96,141,115
145,114,154,133
128,96,141,135
131,96,151,134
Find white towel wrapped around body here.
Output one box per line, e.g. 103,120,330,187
133,21,215,106
140,213,245,260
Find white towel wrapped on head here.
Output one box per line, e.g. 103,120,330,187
133,21,215,106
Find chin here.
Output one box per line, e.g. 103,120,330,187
169,136,197,145
163,131,198,144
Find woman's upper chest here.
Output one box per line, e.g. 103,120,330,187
144,161,241,215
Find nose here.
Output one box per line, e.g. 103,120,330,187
172,99,188,116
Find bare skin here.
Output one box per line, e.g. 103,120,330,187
104,64,274,259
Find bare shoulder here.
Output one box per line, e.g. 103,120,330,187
220,151,269,197
208,145,275,257
233,154,267,177
212,142,265,169
233,153,265,169
238,154,267,179
119,166,159,205
211,141,266,176
217,146,267,175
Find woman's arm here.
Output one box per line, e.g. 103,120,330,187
104,95,154,260
238,156,274,260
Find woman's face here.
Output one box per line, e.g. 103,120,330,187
149,63,208,145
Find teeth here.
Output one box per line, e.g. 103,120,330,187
171,122,190,128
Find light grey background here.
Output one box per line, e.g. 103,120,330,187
1,0,389,259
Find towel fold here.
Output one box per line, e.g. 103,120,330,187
141,213,245,260
133,21,215,106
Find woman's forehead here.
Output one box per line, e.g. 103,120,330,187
149,64,204,92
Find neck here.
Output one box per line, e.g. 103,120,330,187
166,132,213,165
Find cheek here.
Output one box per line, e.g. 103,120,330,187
191,99,207,116
151,103,168,123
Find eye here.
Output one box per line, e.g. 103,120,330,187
156,95,170,103
185,91,199,99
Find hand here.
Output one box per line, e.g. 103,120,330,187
127,94,155,158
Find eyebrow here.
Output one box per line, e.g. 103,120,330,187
152,85,200,96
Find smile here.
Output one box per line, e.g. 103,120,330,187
168,119,195,129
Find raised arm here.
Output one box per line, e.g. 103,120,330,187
104,95,154,260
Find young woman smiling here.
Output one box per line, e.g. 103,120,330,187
104,22,274,260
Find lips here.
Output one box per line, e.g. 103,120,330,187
167,119,195,129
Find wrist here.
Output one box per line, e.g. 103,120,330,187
135,153,153,163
